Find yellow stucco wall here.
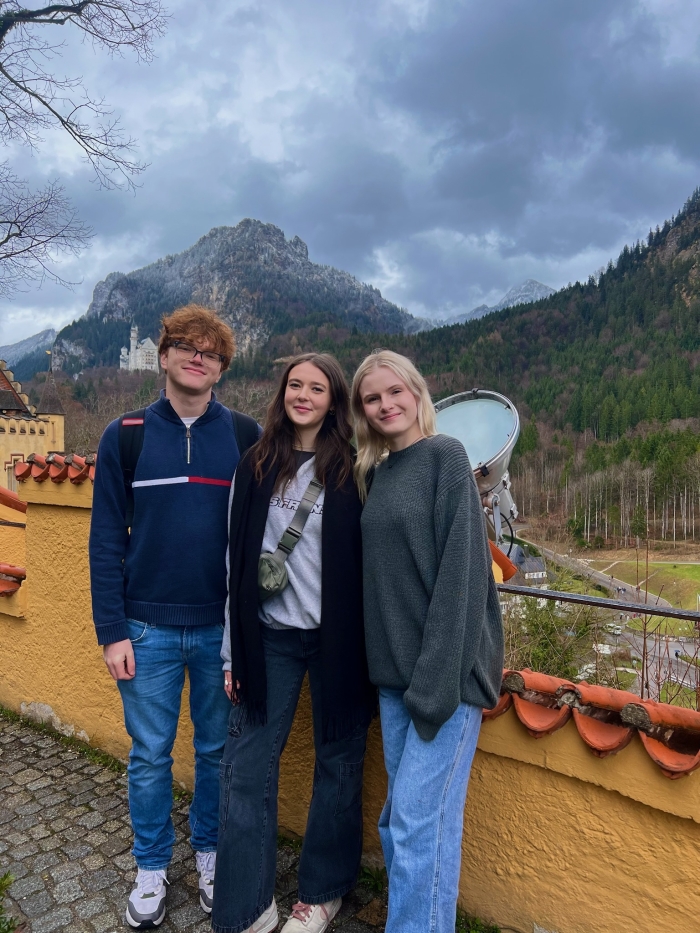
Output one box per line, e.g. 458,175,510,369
0,480,195,774
1,480,698,933
0,499,26,566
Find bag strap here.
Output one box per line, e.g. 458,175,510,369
230,409,259,458
118,409,147,529
272,477,323,562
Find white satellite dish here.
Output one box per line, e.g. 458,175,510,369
435,388,520,548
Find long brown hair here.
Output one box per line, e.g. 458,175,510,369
251,353,353,491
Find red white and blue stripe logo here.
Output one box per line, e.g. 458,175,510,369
132,476,231,488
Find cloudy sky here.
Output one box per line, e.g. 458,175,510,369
2,0,700,342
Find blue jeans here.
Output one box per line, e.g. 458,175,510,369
378,688,482,933
117,620,231,870
212,626,368,933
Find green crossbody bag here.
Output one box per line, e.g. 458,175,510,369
258,477,323,602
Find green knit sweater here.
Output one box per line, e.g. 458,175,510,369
361,434,504,741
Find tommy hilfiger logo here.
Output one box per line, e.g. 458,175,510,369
132,476,231,488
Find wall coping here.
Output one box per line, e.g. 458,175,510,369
17,478,93,509
479,705,700,823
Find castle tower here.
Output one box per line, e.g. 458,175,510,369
129,326,138,372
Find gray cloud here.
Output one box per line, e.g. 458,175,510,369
2,0,700,340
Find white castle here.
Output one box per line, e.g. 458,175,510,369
119,326,159,373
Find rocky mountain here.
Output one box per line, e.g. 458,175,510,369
432,279,556,328
0,329,56,383
491,279,556,312
52,221,419,372
0,328,55,367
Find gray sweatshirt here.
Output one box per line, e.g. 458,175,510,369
361,434,504,741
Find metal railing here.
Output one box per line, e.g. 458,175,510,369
497,583,700,623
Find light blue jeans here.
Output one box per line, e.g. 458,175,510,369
378,688,482,933
117,620,231,869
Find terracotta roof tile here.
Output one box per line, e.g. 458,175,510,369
571,710,634,758
512,694,572,737
27,452,50,482
482,690,512,721
621,698,700,733
66,453,94,484
0,562,26,597
502,670,574,737
0,486,27,514
636,734,700,780
485,668,700,778
14,460,32,481
47,452,68,483
15,452,96,485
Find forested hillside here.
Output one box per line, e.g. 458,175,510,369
30,187,700,548
223,188,700,548
231,188,700,439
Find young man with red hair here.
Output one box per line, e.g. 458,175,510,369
90,305,258,929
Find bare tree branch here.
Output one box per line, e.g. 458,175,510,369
0,161,91,298
0,1,166,293
0,1,167,187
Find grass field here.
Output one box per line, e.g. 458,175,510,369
584,560,700,636
660,683,698,709
588,560,700,610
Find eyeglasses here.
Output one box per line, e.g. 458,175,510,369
171,340,224,367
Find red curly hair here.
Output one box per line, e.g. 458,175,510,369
158,305,236,369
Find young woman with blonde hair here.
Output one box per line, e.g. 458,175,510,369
351,350,504,933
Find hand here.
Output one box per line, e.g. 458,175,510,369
103,639,136,681
223,673,240,702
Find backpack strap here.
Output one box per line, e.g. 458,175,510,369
118,408,147,529
230,409,259,459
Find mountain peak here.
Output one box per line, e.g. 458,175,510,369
54,221,416,372
0,328,55,367
419,279,556,330
491,279,555,312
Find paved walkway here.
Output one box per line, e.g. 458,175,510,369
0,713,386,933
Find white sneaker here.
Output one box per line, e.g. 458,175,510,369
195,850,216,913
125,868,168,929
281,898,341,932
244,898,279,933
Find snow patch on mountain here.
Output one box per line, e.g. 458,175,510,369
0,328,56,367
418,280,556,330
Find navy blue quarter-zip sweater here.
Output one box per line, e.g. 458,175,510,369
89,392,242,645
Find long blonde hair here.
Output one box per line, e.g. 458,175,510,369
351,350,437,500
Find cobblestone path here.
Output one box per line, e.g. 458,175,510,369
0,714,387,933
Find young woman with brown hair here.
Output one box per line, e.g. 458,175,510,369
212,353,375,933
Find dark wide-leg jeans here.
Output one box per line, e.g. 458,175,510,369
211,626,368,933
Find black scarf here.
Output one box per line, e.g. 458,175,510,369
228,452,376,743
